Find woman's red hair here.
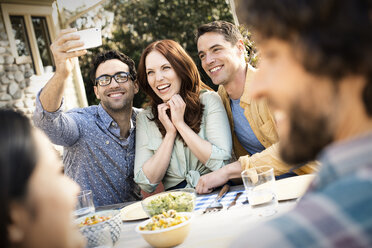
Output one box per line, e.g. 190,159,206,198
137,39,211,139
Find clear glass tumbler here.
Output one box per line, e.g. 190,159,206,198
241,166,278,217
74,190,95,218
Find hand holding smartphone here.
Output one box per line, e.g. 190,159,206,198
67,28,102,52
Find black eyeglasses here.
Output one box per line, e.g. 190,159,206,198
95,71,133,86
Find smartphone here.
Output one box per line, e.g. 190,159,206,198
67,28,102,52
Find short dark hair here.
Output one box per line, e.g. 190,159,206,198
89,50,137,86
196,21,243,45
0,109,37,247
239,0,372,116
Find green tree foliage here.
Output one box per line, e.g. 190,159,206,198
77,0,257,107
239,24,259,68
78,0,233,107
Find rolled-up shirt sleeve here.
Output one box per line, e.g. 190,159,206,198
202,91,232,171
134,111,160,193
33,89,80,147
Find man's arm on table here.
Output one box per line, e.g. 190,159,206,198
239,143,319,176
196,161,242,194
196,143,319,194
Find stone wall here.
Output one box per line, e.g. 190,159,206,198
0,9,86,118
0,11,35,116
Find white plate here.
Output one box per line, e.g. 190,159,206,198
255,174,315,201
276,174,315,200
120,202,148,221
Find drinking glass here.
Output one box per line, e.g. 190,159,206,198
241,166,278,217
74,190,95,218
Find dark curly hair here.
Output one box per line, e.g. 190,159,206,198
137,40,212,140
238,0,372,116
89,50,137,86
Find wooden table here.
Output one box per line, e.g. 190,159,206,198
98,185,297,248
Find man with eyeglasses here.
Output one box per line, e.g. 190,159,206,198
33,29,141,206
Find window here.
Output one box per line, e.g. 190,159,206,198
32,16,54,73
10,16,32,57
1,3,57,75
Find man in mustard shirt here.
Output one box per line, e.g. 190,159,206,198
195,21,317,193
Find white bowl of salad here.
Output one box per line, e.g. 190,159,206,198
141,188,196,217
136,210,193,248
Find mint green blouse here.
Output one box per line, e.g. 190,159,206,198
134,91,232,193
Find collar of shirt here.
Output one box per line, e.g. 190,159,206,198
97,104,136,142
97,104,134,129
239,64,256,105
313,131,372,190
97,104,116,129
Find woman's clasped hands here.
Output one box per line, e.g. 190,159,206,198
158,94,186,134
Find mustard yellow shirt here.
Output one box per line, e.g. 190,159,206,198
218,65,318,176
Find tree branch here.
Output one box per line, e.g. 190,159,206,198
63,0,108,28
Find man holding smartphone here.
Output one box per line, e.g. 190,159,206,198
33,28,141,206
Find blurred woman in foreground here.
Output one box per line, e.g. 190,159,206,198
134,39,232,193
0,109,85,248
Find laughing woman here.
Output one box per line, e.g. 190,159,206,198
134,39,232,193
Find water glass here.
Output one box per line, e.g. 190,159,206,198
241,166,278,217
75,190,95,218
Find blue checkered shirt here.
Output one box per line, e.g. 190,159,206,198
33,92,141,206
231,131,372,247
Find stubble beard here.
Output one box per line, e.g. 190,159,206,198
280,103,334,165
102,96,133,114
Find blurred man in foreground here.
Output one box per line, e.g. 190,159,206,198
231,0,372,247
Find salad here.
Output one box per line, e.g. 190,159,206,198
79,214,111,227
139,210,189,231
144,192,194,216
